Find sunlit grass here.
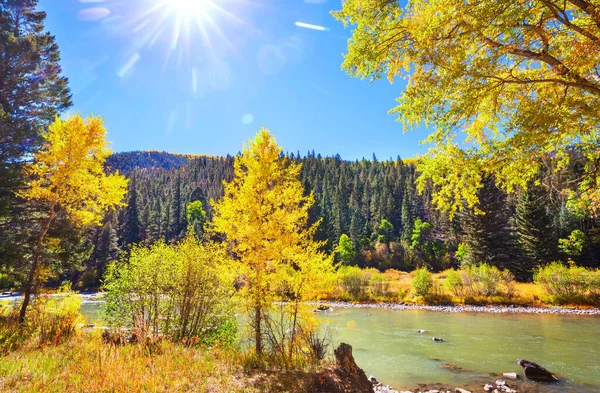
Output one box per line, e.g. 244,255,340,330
0,332,254,393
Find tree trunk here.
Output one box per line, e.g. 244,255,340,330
254,305,262,355
19,207,57,323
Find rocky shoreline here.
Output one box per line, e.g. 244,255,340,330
372,380,517,393
312,301,600,315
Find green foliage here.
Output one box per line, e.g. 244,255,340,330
336,234,356,264
186,200,206,223
411,267,433,297
446,264,515,297
411,219,432,250
515,186,558,272
533,262,590,301
103,232,236,346
409,219,447,269
0,0,72,270
186,200,207,236
559,230,587,257
337,265,368,298
459,177,519,275
444,269,463,296
455,243,466,263
377,219,394,243
0,273,12,290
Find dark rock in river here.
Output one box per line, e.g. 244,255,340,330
517,359,558,382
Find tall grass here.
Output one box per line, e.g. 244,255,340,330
0,333,254,393
0,285,82,354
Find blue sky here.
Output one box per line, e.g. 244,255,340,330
40,0,429,160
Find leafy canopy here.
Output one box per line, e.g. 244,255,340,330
334,0,600,218
21,115,128,226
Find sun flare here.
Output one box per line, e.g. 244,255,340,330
169,0,212,18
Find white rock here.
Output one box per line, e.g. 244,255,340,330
484,384,493,391
495,380,505,386
502,372,518,379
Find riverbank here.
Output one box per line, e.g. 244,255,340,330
313,301,600,315
5,292,600,317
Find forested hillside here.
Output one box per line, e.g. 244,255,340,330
80,150,599,286
105,151,192,172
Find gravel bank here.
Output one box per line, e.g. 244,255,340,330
312,301,600,315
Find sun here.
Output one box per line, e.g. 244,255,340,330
111,0,254,84
169,0,212,18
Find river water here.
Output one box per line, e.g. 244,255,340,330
78,301,600,392
324,307,600,392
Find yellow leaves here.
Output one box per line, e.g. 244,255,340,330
335,0,600,214
21,114,128,226
211,127,333,307
416,144,484,219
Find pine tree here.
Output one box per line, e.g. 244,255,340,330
148,199,162,242
0,0,72,274
169,172,183,240
120,174,141,246
401,190,414,242
460,177,518,275
514,186,558,276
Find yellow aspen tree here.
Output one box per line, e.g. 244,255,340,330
18,114,128,322
211,128,331,356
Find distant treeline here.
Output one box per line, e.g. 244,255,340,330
79,151,599,286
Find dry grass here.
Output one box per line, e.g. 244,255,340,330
0,331,258,393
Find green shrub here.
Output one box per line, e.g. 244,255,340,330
338,266,368,299
0,273,12,290
77,270,98,289
445,269,464,296
534,262,589,300
366,270,390,297
587,270,600,297
412,267,433,297
446,264,515,298
469,264,501,296
103,232,236,346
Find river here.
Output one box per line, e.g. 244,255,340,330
78,300,600,392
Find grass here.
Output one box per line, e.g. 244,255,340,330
0,331,259,393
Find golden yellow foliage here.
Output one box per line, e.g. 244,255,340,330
22,114,128,226
211,128,333,356
18,114,128,322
